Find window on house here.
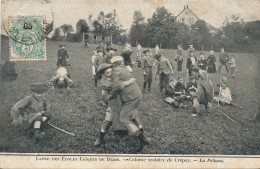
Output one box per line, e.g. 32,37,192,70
188,18,194,24
181,18,185,22
94,35,96,40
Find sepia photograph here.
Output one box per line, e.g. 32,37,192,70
0,0,260,168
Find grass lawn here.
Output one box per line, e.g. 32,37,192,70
0,39,259,154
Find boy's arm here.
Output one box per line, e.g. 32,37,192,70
10,96,31,117
166,59,174,74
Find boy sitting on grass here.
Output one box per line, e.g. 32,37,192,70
10,83,51,142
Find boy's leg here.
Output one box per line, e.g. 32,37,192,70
94,107,113,147
159,73,164,92
49,75,59,88
64,76,73,88
192,97,200,116
147,68,153,92
224,63,229,73
33,116,46,142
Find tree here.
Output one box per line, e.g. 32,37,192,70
76,19,89,34
51,28,62,41
147,7,177,48
60,24,74,37
93,10,125,44
129,10,148,46
190,20,211,51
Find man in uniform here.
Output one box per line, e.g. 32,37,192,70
10,83,51,142
142,50,153,92
218,47,229,74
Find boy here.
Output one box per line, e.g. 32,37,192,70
186,51,197,77
121,43,133,68
191,70,214,116
94,63,135,147
10,83,51,142
110,56,150,152
186,76,198,96
175,44,183,78
164,78,189,109
92,49,106,88
57,44,70,67
218,48,229,74
213,80,232,105
154,54,174,93
49,66,73,89
142,50,153,92
228,55,236,78
197,52,207,71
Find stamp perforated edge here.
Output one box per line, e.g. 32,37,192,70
8,15,47,62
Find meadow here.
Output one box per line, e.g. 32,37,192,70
0,39,259,154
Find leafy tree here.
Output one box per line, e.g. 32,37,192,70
76,19,89,34
51,28,62,41
60,24,74,37
129,10,148,46
147,7,177,48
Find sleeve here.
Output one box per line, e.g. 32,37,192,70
10,96,31,118
142,57,146,70
65,50,69,59
186,58,190,69
166,59,173,71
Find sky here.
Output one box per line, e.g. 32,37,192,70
1,0,260,34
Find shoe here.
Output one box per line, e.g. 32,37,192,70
94,132,105,147
132,133,150,153
34,131,45,143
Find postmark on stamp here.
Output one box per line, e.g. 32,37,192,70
8,16,46,61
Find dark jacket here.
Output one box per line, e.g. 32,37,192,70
186,57,197,70
121,50,133,67
219,52,229,64
197,58,207,70
57,49,69,67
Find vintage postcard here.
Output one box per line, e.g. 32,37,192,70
0,0,260,168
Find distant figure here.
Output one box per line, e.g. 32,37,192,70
10,83,51,142
207,50,217,73
136,43,142,59
92,49,106,88
175,44,183,77
155,44,160,54
154,53,174,93
186,50,197,77
105,46,117,63
218,47,229,74
1,60,17,81
228,55,236,78
96,41,105,51
197,52,207,71
57,44,70,67
49,66,73,89
121,43,133,68
187,45,195,54
142,50,153,92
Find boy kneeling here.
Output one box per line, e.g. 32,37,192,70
10,83,51,142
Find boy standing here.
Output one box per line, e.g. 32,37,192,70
175,44,183,78
218,48,229,74
57,44,70,67
154,54,174,93
142,50,153,92
10,83,51,142
197,52,207,71
228,55,236,78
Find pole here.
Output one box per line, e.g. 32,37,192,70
49,122,76,137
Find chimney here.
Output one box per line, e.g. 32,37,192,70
184,5,186,9
187,5,188,9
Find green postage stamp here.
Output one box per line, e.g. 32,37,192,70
8,16,46,61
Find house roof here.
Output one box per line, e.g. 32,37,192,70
175,5,217,32
175,6,199,20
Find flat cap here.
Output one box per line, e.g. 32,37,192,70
110,56,124,63
106,46,117,51
154,54,161,59
143,49,150,54
30,83,48,93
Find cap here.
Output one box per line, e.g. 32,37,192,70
106,46,117,52
60,44,66,47
30,83,48,93
110,56,124,63
154,54,161,59
143,49,150,54
97,49,105,55
189,76,196,80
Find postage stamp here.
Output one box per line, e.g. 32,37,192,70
8,16,46,61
